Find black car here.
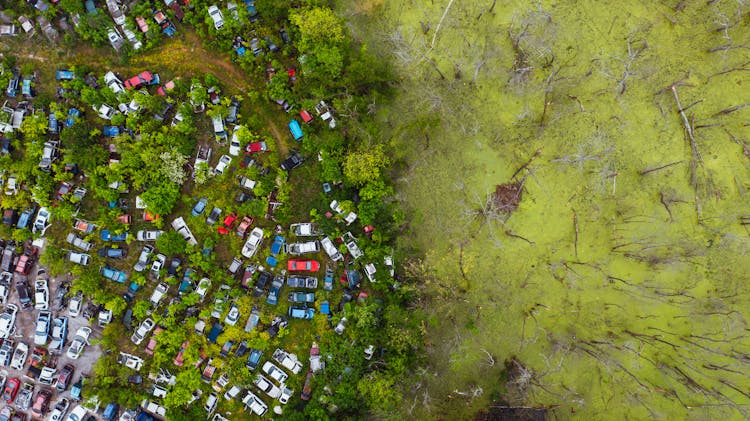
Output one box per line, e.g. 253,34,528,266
234,340,249,358
122,308,133,330
253,271,271,297
235,191,251,203
98,247,126,259
52,282,69,311
279,28,290,44
339,288,354,312
15,279,33,311
2,209,18,226
167,257,181,276
280,152,304,172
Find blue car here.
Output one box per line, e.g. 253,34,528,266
267,235,285,267
266,276,284,305
48,113,58,134
123,282,140,302
103,126,120,137
191,198,208,216
65,108,81,127
288,306,315,320
101,230,129,241
55,70,76,81
246,348,262,370
100,266,127,283
179,269,195,295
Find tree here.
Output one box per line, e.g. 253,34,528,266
156,231,187,256
159,148,189,185
141,181,180,215
343,146,389,186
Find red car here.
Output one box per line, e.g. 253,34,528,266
156,80,176,96
217,212,238,235
300,110,313,124
15,253,35,275
173,341,189,367
300,371,313,401
288,259,320,272
124,71,155,89
236,216,254,237
3,378,20,404
30,388,52,418
145,327,163,356
245,142,268,154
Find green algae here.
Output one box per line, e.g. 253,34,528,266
346,0,750,419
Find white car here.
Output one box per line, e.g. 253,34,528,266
34,310,51,345
286,241,320,255
66,326,92,359
213,154,232,175
195,278,211,301
242,391,267,416
34,279,49,310
133,245,154,272
204,392,218,414
10,341,28,370
67,251,90,266
228,131,241,156
320,237,343,262
107,28,123,50
0,304,17,339
151,253,166,278
279,386,293,405
290,223,321,236
241,227,264,258
97,103,117,120
33,207,51,234
131,318,155,345
66,405,88,421
149,283,168,307
253,374,281,399
272,348,303,374
104,71,125,94
119,352,144,371
49,397,71,421
329,200,358,225
262,361,288,384
136,230,163,241
224,303,240,326
208,5,224,30
68,294,83,317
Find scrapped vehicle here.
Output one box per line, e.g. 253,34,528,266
66,233,92,251
100,266,127,283
66,327,92,359
49,316,68,350
131,318,155,345
288,306,315,320
286,240,320,255
241,227,264,258
48,396,71,421
290,223,321,236
136,230,163,241
246,349,262,371
289,292,316,303
287,276,318,289
133,245,154,272
224,303,240,326
262,361,288,384
288,259,320,272
266,276,283,306
34,311,51,345
34,278,49,310
16,279,34,311
0,304,17,339
55,364,74,392
66,251,90,266
242,390,267,416
253,374,281,399
272,348,303,374
10,342,28,370
0,272,10,304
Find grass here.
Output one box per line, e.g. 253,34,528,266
348,0,750,419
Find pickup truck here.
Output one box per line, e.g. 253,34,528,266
172,217,197,246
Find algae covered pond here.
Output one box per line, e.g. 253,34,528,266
346,0,750,419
